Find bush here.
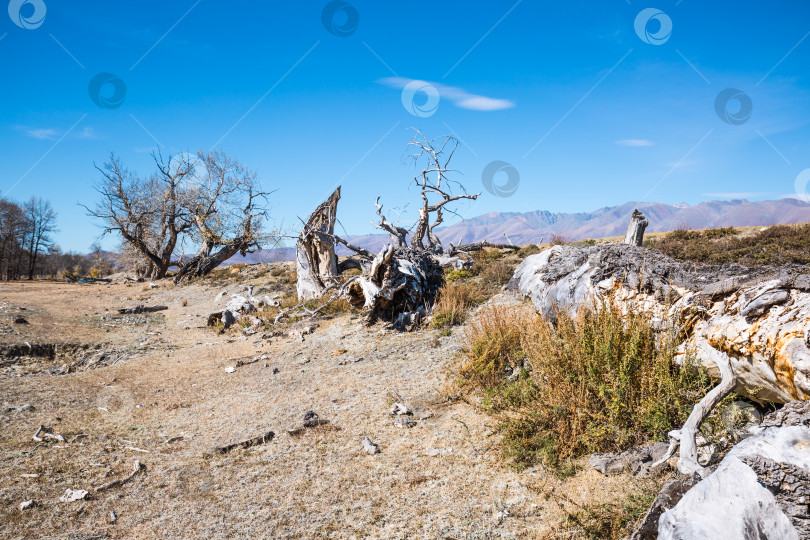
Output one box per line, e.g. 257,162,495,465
444,268,475,282
648,224,810,266
460,303,711,470
517,244,542,259
433,281,486,328
480,261,514,286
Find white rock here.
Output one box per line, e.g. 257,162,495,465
59,488,89,503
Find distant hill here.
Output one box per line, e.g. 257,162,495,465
227,198,810,264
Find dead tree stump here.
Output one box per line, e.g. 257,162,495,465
623,209,649,246
296,187,341,300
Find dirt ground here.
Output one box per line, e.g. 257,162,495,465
0,277,646,539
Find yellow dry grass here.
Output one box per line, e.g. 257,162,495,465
0,276,647,539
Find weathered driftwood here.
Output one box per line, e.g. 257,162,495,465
117,305,168,315
674,340,738,477
94,460,145,492
658,401,810,539
32,425,65,443
296,187,341,300
293,134,486,327
214,430,275,454
371,197,408,248
345,246,442,325
623,209,648,246
448,240,521,256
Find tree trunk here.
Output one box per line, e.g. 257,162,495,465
623,209,649,246
296,187,341,300
173,237,249,283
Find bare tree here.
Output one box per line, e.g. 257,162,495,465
172,151,274,282
402,129,480,253
0,198,28,280
85,153,197,279
23,197,57,279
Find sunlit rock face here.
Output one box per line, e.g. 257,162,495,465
509,245,810,404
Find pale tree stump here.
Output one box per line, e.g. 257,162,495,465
623,209,649,246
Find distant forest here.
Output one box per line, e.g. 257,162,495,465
0,196,112,280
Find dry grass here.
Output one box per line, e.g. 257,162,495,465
459,302,712,471
0,267,673,538
432,281,486,328
646,223,810,266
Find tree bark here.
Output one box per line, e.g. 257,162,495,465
623,209,649,246
296,187,341,300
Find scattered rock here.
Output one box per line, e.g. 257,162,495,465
361,436,380,454
290,324,317,341
224,366,236,374
109,511,117,524
59,488,89,503
589,442,669,476
13,316,28,324
425,446,452,456
17,404,35,412
225,295,255,315
303,410,326,428
392,416,417,428
390,402,412,416
19,500,34,511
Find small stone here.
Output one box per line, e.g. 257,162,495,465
272,367,279,374
303,410,322,428
390,402,411,416
19,500,34,510
362,436,380,454
109,511,117,523
59,488,88,503
225,366,236,374
392,416,417,428
13,316,28,324
17,404,35,412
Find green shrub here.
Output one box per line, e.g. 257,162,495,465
459,303,712,470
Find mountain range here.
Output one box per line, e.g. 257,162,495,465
228,198,810,264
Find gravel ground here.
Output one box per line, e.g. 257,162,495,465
0,279,643,539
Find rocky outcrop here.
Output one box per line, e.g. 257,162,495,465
508,245,810,403
657,401,810,539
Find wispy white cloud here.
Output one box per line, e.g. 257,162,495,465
26,128,59,140
703,192,774,199
74,126,99,140
21,125,100,141
616,139,654,147
379,77,515,112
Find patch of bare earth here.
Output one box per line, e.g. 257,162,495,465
1,280,643,539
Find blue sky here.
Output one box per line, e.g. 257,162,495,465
2,0,810,252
